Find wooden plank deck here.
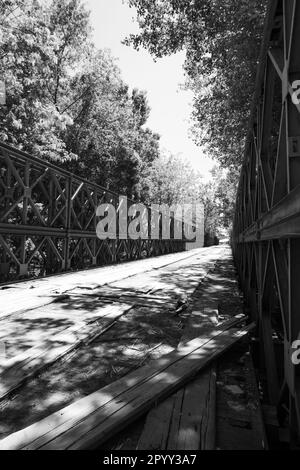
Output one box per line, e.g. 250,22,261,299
0,322,254,450
99,253,266,451
136,263,239,451
0,247,226,399
0,246,223,318
137,366,216,450
0,245,267,450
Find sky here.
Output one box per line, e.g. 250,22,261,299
84,0,215,180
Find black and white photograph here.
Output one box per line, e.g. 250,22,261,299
0,0,298,456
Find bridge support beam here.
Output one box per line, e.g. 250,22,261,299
233,0,300,444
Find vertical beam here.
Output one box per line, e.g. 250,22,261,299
260,242,280,403
19,161,30,276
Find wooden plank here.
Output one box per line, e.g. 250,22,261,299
138,365,217,450
0,303,133,401
44,326,255,451
137,393,179,450
168,366,216,450
0,322,254,450
0,293,69,320
138,348,217,449
164,389,184,450
201,366,216,450
74,292,176,309
74,286,173,301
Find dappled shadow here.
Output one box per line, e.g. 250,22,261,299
0,295,112,361
0,300,183,441
0,317,74,360
0,323,249,449
0,246,236,448
100,252,246,450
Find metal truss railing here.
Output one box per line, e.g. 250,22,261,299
0,142,188,283
232,0,300,443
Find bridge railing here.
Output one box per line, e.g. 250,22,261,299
0,142,193,282
232,0,300,441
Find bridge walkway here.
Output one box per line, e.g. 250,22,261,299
0,245,265,450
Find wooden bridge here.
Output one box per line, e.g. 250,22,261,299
1,0,300,451
0,142,187,283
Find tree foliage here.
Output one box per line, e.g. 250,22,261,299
202,166,238,240
140,153,235,240
125,0,267,170
0,0,160,197
0,0,90,160
140,151,203,206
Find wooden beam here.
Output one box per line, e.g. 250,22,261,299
239,183,300,242
0,323,255,450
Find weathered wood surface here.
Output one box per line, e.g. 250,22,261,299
0,247,222,318
0,303,133,401
0,292,69,320
136,269,232,451
0,247,225,398
0,245,229,447
0,322,254,450
137,366,216,450
82,292,177,310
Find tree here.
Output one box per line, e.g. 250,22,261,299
0,0,91,161
0,1,162,197
124,0,267,170
63,49,161,196
201,166,238,241
140,153,237,243
141,151,204,206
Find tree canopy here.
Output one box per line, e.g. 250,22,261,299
0,0,90,160
124,0,267,170
0,0,160,197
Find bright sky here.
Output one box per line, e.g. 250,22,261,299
84,0,215,180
